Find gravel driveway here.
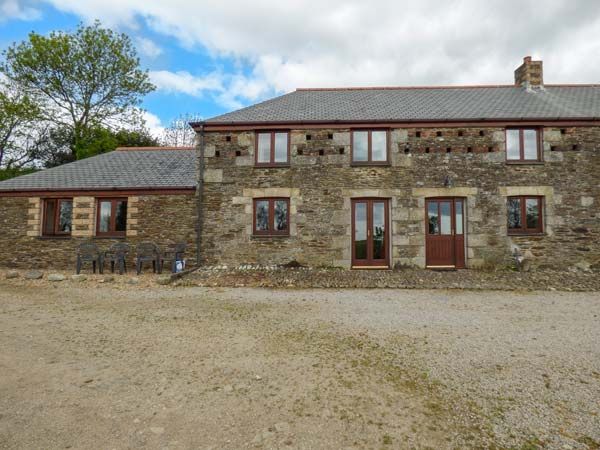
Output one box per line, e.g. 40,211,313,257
0,280,599,449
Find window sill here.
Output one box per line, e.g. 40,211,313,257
505,161,544,165
94,235,126,240
251,234,291,239
350,162,391,167
508,232,545,237
37,235,72,240
254,164,290,168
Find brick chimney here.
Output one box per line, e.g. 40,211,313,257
514,56,543,88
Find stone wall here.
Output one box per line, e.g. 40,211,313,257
199,126,600,270
0,194,197,270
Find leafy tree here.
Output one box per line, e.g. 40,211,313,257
0,21,155,160
0,79,40,168
41,125,160,168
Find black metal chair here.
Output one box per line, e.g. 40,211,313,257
76,242,103,274
161,243,187,273
104,242,130,275
135,242,162,275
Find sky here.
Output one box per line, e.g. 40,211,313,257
1,0,600,136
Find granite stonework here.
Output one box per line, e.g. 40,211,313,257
0,194,197,270
199,126,600,270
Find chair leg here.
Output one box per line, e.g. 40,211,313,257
93,261,96,274
99,258,104,275
76,258,81,275
118,259,124,275
111,261,115,273
136,260,141,275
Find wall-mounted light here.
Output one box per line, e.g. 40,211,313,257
444,175,453,188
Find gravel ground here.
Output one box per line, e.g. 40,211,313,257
189,267,600,292
0,275,599,449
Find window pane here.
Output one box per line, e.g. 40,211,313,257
506,129,520,160
257,133,271,163
255,200,269,231
526,198,540,229
507,198,522,229
115,201,127,232
353,131,368,161
428,202,439,234
274,200,288,231
274,133,288,163
455,200,463,235
354,202,367,259
59,200,73,233
371,131,387,161
440,202,452,235
523,129,538,160
43,200,56,235
99,201,112,233
372,202,385,260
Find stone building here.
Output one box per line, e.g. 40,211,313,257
0,57,598,271
191,57,599,270
0,147,197,269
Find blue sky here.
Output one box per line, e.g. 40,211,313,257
2,0,599,135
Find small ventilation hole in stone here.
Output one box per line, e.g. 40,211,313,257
415,131,421,138
467,147,473,153
225,136,231,142
318,149,324,156
235,150,241,157
328,133,333,139
215,151,220,157
306,134,312,140
479,130,485,136
436,131,442,137
339,147,345,155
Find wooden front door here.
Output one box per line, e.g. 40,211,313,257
352,199,390,268
425,198,465,268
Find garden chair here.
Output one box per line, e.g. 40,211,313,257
76,242,103,274
135,242,162,275
104,242,130,275
161,242,187,273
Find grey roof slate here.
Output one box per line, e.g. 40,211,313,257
0,149,197,192
204,85,600,124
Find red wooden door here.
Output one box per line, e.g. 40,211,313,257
352,199,389,268
425,198,465,268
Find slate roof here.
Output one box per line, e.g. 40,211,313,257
204,85,600,124
0,148,197,192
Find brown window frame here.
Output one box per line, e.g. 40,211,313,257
254,131,290,167
252,197,290,236
42,198,73,236
350,129,390,165
96,198,128,237
507,196,544,235
505,128,542,163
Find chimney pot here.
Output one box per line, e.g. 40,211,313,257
515,56,543,88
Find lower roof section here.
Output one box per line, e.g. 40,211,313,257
0,148,197,194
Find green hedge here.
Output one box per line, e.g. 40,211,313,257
0,167,38,181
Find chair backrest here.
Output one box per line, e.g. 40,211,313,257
171,242,187,253
136,241,159,257
78,242,100,256
110,242,130,255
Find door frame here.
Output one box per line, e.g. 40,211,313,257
425,197,466,269
351,198,391,269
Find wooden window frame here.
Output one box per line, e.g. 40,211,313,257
507,196,544,235
96,198,128,237
505,127,542,163
350,129,390,166
252,197,290,236
42,198,73,236
254,131,290,167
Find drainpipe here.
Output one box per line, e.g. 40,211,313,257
195,122,205,267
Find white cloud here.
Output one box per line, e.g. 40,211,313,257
135,36,163,58
149,70,223,97
42,0,600,110
0,0,41,21
142,110,164,138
